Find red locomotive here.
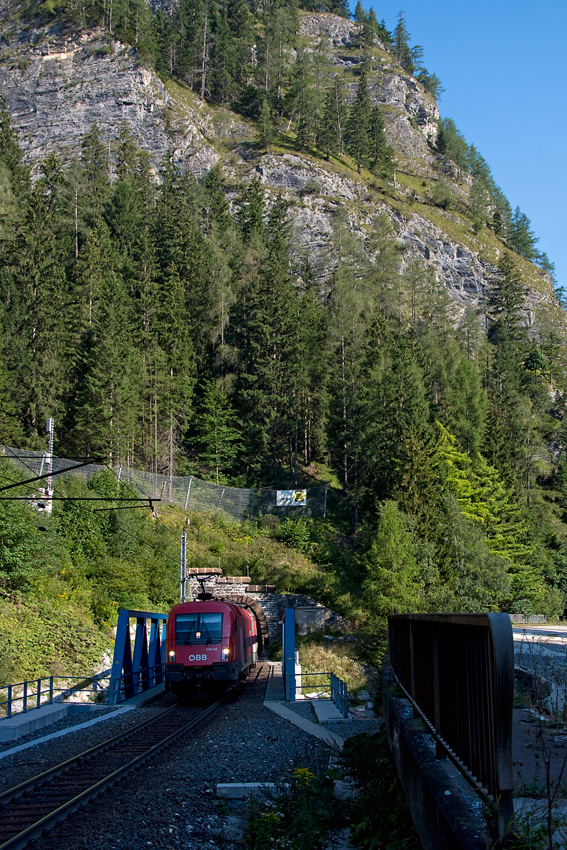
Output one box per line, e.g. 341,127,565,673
164,599,258,696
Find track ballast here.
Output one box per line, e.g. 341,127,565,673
0,699,224,850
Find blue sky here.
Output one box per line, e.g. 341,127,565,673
360,0,566,289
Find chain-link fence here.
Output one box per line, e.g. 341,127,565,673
0,445,328,521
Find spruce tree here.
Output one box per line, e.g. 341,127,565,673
295,259,329,469
2,158,73,440
347,66,371,173
362,500,423,621
0,96,29,199
319,77,346,159
256,98,273,151
393,11,413,73
0,319,22,444
72,271,140,464
369,105,394,179
235,198,299,482
192,380,241,483
79,123,111,227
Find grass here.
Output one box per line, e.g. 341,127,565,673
298,637,370,696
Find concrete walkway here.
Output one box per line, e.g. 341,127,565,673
0,703,70,742
0,683,163,746
0,706,134,759
263,663,345,749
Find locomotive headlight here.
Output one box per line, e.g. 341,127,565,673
196,631,201,638
222,647,230,659
168,650,176,661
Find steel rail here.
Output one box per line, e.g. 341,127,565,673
0,699,225,850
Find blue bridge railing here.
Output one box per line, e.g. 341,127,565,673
107,609,167,705
0,672,110,718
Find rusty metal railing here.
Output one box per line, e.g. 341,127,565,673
388,613,514,843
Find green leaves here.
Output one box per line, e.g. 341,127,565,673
362,500,423,619
0,501,42,592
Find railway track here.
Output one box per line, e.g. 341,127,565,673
0,698,224,850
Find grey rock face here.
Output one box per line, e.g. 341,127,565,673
299,13,359,47
375,72,439,143
256,153,367,202
299,11,438,156
0,26,218,176
398,213,494,308
386,113,431,161
0,11,556,324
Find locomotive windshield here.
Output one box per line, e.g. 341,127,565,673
175,612,223,645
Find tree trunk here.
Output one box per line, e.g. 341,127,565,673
341,335,348,494
200,12,208,101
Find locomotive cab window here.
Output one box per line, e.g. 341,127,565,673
175,612,223,644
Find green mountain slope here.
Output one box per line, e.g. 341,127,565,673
0,1,566,640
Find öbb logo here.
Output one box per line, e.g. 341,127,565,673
188,654,207,661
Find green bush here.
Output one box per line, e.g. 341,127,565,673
339,732,420,850
274,518,312,552
247,765,335,850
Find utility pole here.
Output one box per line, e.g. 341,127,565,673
180,532,187,602
45,418,54,515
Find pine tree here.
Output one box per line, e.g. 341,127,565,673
437,493,511,612
260,0,299,112
209,1,234,103
228,0,254,90
358,331,431,506
192,380,241,483
236,178,265,243
319,76,346,159
155,262,196,481
470,178,490,232
347,66,371,173
295,259,329,469
327,205,374,501
509,206,539,260
367,214,403,319
74,219,118,334
234,198,299,482
79,123,111,227
353,1,366,23
393,11,413,73
362,500,423,621
72,272,140,464
152,165,212,366
489,251,527,344
0,319,22,444
2,156,73,440
369,105,394,180
287,48,314,151
256,98,273,151
0,96,29,199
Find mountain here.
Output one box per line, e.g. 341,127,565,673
1,1,566,620
0,5,559,320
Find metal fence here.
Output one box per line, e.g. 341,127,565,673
0,445,328,521
0,672,111,718
293,671,349,718
509,614,547,624
387,613,514,842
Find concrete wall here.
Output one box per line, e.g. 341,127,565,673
383,664,492,850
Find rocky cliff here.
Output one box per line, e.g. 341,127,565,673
0,8,558,323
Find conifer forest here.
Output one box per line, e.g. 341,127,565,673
1,0,567,682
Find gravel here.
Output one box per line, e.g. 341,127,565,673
6,664,332,850
0,697,180,792
0,706,120,754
